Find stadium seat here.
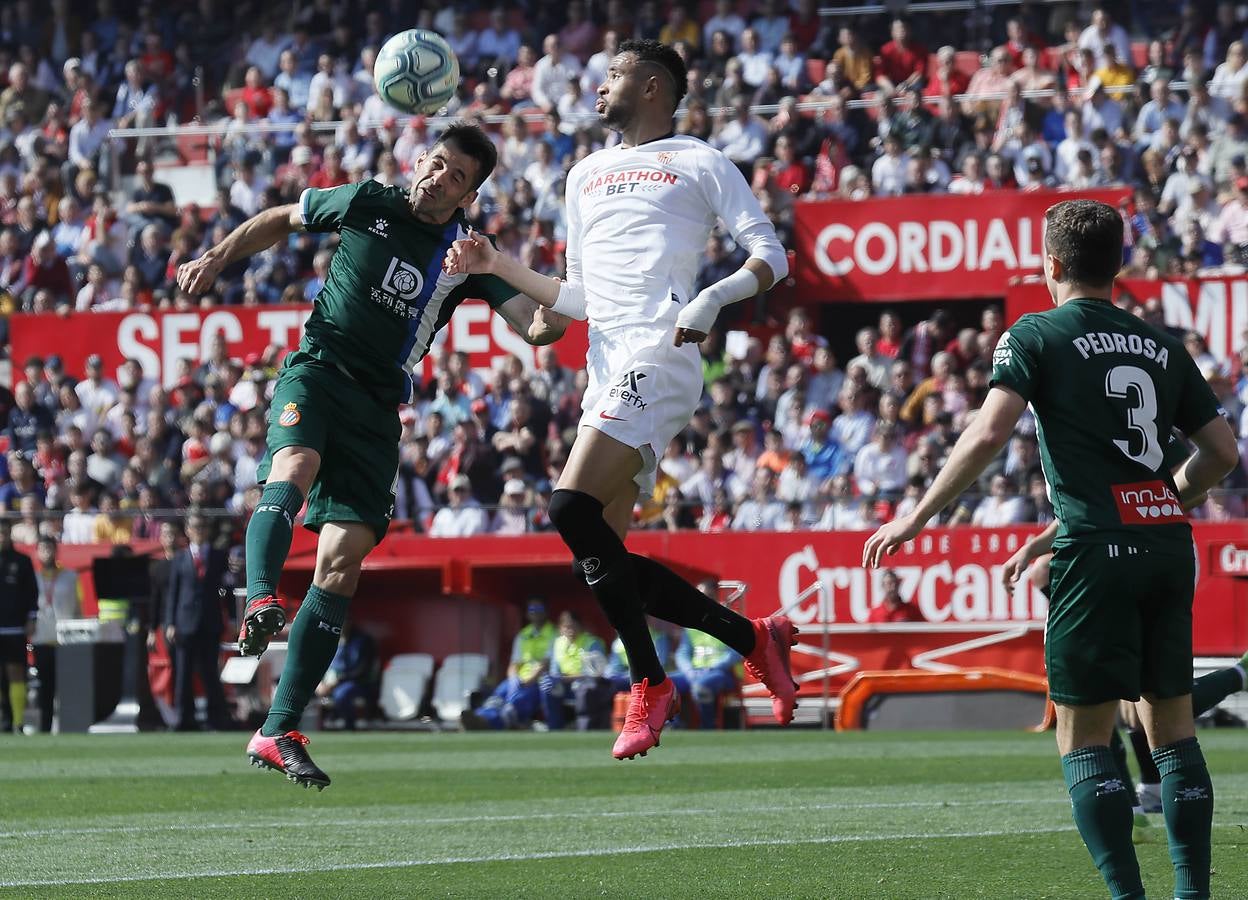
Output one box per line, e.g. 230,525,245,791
378,653,435,721
431,652,490,721
953,50,982,77
805,58,826,86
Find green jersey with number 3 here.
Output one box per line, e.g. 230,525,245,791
990,298,1222,551
297,181,516,405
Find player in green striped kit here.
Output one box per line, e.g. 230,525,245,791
864,200,1239,899
177,123,568,788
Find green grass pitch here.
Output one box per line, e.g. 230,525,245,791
1,729,1245,898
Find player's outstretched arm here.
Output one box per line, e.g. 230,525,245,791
496,294,571,346
863,385,1027,568
176,205,303,295
444,230,586,317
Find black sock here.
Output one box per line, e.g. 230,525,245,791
631,554,756,657
1109,729,1141,808
1129,728,1160,786
549,490,665,685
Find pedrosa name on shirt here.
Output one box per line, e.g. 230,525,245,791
581,168,679,198
1071,331,1170,369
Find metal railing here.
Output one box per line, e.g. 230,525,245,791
104,72,1173,145
818,0,1032,15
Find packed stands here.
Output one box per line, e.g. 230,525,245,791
0,0,1246,546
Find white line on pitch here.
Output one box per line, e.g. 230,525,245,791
0,795,1069,840
0,826,1079,888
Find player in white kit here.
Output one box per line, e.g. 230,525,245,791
445,40,799,759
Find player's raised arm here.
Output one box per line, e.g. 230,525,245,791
674,151,790,347
443,230,588,320
176,204,305,295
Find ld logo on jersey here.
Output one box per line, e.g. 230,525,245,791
279,402,301,427
382,256,425,301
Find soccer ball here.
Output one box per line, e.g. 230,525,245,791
373,29,459,115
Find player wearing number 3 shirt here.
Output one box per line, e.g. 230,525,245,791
444,40,800,762
863,200,1239,900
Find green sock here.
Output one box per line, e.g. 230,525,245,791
1190,667,1245,717
246,481,305,603
262,585,350,737
1061,745,1144,899
1109,730,1141,808
1152,738,1214,900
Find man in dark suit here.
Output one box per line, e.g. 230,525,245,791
146,520,182,723
164,514,232,731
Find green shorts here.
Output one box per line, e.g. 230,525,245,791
1045,540,1196,706
258,351,401,543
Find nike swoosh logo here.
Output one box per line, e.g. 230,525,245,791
586,572,606,586
599,412,628,421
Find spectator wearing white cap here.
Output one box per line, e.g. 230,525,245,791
491,479,532,535
429,474,488,537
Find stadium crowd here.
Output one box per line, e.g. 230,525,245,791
0,0,1245,540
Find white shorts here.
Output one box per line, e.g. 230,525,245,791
580,324,703,497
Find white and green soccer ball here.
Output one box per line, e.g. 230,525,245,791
373,29,459,115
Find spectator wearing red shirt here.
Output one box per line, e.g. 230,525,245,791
1002,17,1044,68
867,570,925,623
14,233,73,307
239,66,273,119
877,310,903,358
784,307,827,365
772,135,811,196
876,18,928,93
308,145,349,189
139,31,175,84
924,46,969,98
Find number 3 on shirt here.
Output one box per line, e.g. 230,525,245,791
1105,365,1163,469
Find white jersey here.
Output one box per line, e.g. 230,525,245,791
565,133,781,331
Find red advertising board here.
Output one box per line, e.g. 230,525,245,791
43,524,1246,710
793,188,1128,302
1007,274,1248,366
272,524,1248,700
8,302,590,388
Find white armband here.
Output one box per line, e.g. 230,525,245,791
676,268,759,335
550,279,588,321
751,245,789,284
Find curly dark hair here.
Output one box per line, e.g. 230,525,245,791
618,38,687,113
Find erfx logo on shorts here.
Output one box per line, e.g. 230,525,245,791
279,402,301,427
608,371,648,410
